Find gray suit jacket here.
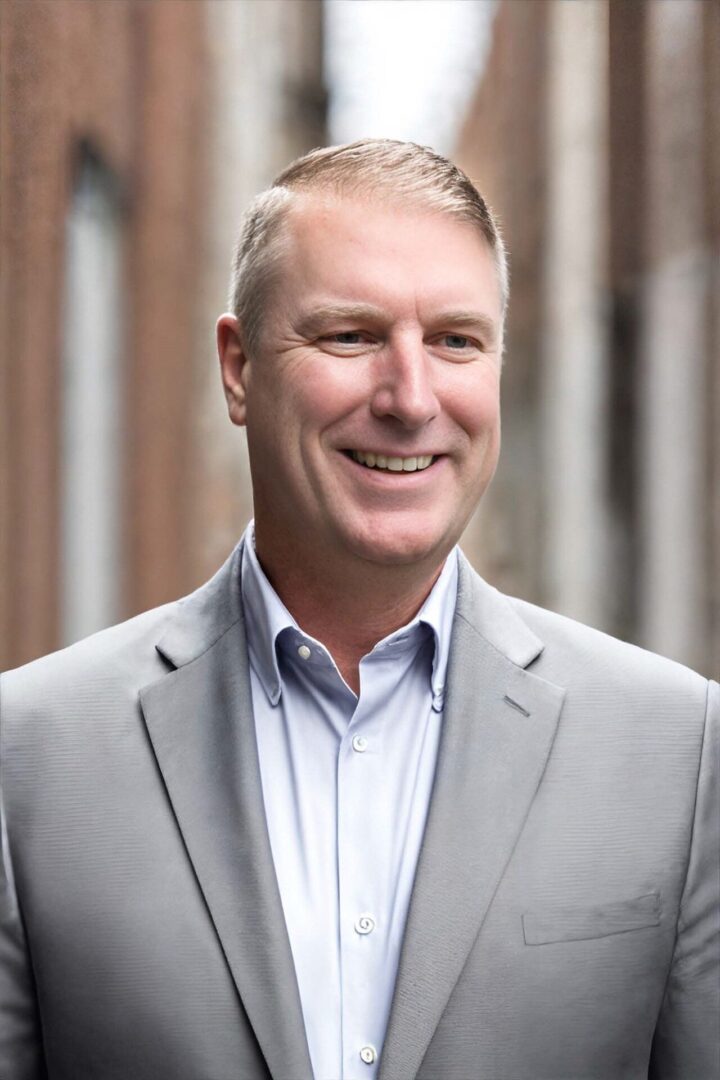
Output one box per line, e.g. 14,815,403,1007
1,542,718,1080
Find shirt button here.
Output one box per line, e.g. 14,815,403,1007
359,1045,377,1065
297,644,311,660
352,734,368,753
354,913,375,935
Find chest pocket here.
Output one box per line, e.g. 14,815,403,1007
522,891,661,945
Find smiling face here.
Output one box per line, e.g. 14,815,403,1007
218,194,503,579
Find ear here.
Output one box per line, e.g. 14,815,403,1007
217,314,250,427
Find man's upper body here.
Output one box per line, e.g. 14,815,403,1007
1,140,718,1079
1,535,717,1080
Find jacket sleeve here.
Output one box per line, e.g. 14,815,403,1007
649,678,720,1080
0,688,47,1079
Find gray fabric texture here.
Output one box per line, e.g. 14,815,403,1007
1,541,718,1080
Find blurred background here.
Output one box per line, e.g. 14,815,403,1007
1,0,717,679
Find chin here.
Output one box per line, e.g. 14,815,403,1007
342,520,452,569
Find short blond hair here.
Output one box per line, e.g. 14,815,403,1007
229,139,508,357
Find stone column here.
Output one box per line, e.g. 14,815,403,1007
639,0,707,669
541,0,610,628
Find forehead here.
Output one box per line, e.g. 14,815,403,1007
275,193,501,316
282,191,488,258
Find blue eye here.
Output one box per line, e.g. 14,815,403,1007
444,334,470,349
332,332,363,344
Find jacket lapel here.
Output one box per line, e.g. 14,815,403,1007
138,544,313,1080
379,556,566,1080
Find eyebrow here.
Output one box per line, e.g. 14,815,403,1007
295,304,386,338
430,310,499,346
295,304,500,345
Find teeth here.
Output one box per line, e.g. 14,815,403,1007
351,451,435,472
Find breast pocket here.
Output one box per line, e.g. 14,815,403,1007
522,891,661,945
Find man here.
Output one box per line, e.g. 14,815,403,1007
1,140,718,1080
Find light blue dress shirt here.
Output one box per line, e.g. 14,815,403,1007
241,525,458,1080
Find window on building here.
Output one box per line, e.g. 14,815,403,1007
60,146,125,645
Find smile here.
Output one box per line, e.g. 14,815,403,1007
348,450,436,473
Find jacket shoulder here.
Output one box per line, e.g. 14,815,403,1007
506,593,711,707
1,539,245,728
1,600,181,712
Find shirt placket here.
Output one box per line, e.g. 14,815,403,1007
336,690,385,1077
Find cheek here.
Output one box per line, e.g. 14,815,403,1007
257,370,356,482
447,374,501,440
295,363,364,433
250,362,327,433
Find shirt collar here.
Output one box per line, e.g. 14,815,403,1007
415,547,458,710
240,522,458,710
241,524,298,706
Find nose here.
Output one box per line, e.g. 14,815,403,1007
370,339,440,429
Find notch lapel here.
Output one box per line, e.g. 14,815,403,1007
379,559,566,1080
139,545,313,1080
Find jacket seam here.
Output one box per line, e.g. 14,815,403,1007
655,676,712,1002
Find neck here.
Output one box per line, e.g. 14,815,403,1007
252,528,447,694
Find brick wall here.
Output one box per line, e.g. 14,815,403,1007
456,0,719,678
0,0,207,667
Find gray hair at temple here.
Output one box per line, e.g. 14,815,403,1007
228,138,509,358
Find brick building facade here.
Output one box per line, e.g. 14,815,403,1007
457,0,719,679
0,0,325,669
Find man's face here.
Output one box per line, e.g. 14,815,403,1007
222,195,503,573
